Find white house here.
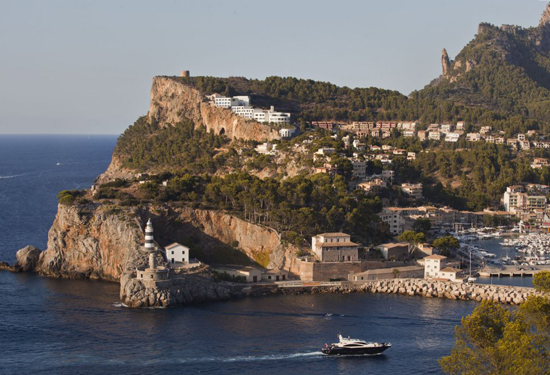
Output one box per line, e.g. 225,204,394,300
165,242,190,264
424,254,462,282
255,142,277,155
428,131,441,141
401,183,423,199
445,133,460,142
279,127,297,138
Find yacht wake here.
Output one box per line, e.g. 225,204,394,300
0,174,26,179
178,351,321,364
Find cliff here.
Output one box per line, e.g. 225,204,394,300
167,206,300,272
31,203,300,282
36,204,148,281
148,76,281,142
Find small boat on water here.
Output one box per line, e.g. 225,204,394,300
322,334,391,356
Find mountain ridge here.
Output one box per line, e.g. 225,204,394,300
419,3,550,123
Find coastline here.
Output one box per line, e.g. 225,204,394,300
2,262,533,307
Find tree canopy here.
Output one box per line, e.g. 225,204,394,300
433,236,460,257
440,271,550,375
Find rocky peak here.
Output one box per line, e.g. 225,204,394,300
540,3,550,27
441,48,451,77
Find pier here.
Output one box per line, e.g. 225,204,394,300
479,264,550,278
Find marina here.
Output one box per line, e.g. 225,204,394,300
450,227,550,284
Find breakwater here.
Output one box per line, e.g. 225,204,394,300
278,278,536,305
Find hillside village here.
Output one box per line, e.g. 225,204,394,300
96,78,550,288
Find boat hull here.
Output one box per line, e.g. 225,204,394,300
321,344,391,356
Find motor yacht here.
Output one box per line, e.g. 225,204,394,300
322,335,391,356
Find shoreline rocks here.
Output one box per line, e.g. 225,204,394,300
0,261,19,272
277,278,536,306
119,266,278,308
15,245,42,272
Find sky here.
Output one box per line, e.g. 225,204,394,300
0,0,547,135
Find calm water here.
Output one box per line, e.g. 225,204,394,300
0,135,521,375
467,238,533,288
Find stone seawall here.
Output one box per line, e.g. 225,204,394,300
119,276,537,308
278,278,537,305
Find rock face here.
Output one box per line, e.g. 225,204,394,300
95,155,135,185
33,203,301,282
148,76,281,142
36,204,147,281
169,206,300,273
540,3,550,27
441,48,451,77
120,269,233,308
15,246,42,272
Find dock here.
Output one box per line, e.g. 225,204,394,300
479,264,550,278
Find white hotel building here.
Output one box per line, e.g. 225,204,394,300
210,94,291,125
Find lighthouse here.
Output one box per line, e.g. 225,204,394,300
135,218,169,282
144,218,155,252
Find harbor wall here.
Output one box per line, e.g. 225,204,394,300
278,278,537,305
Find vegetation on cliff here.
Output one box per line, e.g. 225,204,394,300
174,73,542,134
93,170,388,246
114,116,228,173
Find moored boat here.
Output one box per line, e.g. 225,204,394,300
321,334,391,356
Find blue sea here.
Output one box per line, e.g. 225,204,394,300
0,135,521,375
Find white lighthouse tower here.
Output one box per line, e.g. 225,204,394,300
144,218,155,252
136,218,169,282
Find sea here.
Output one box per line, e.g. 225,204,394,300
0,135,530,375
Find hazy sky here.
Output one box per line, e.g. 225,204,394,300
0,0,547,135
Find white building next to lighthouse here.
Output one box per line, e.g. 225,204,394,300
165,242,190,265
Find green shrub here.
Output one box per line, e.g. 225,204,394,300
57,190,83,206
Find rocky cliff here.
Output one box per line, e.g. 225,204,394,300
35,204,148,281
28,202,299,282
148,76,281,142
171,206,299,272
